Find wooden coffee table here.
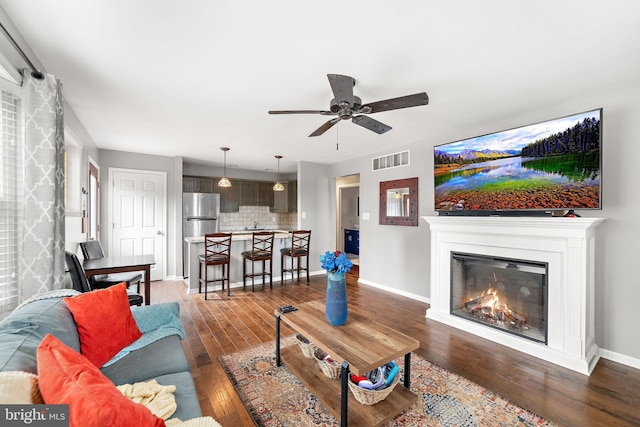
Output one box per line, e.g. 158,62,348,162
275,300,420,427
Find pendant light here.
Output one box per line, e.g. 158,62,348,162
273,155,285,192
218,147,232,188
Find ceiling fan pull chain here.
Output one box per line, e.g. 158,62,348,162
336,122,339,151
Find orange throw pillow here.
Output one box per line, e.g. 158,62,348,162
64,282,142,367
37,334,165,427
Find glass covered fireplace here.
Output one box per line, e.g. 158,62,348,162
450,252,548,343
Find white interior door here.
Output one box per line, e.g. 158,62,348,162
109,168,166,281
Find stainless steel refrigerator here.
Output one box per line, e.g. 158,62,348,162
182,192,220,277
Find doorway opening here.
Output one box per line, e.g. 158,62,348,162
336,174,360,267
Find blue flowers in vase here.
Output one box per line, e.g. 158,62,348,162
320,251,352,326
320,250,353,274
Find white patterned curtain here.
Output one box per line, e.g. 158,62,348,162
19,71,66,299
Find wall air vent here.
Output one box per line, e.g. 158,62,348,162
372,150,410,171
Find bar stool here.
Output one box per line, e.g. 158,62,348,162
241,231,275,291
280,230,311,284
198,233,232,299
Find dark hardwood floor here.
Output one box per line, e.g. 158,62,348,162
152,269,640,426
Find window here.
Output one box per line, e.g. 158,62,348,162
88,161,99,240
0,88,22,317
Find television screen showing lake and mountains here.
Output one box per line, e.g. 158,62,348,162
434,109,601,212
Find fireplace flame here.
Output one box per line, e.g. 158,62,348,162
487,289,499,314
465,286,525,325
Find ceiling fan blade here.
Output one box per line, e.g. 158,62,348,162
352,115,392,134
362,92,429,114
309,118,340,137
327,74,355,107
269,110,333,115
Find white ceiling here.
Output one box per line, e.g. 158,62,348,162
1,0,638,174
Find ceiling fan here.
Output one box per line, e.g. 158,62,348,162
268,74,429,137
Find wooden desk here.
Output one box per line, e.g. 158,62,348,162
83,255,156,305
275,300,420,427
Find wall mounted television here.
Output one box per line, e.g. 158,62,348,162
434,108,601,216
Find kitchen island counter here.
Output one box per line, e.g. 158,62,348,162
184,230,293,293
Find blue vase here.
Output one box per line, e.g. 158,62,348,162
325,272,348,326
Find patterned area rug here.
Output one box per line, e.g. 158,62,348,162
218,336,556,427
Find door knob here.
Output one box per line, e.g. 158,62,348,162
157,231,162,235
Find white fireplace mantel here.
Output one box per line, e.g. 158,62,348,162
423,215,605,375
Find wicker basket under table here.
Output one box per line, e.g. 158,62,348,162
313,348,341,379
295,333,316,358
347,372,400,405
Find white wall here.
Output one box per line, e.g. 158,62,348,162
64,104,100,258
298,161,332,274
332,151,431,300
97,150,181,280
55,56,639,369
62,83,640,368
322,84,640,366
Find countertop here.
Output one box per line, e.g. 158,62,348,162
184,230,293,243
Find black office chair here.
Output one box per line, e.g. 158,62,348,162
79,240,143,292
65,251,143,306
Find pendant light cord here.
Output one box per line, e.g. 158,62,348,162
223,150,227,176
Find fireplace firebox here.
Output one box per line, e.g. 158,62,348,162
450,252,548,344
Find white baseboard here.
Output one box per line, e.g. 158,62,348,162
357,277,431,304
599,348,640,370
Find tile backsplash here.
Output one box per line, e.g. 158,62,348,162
219,205,297,231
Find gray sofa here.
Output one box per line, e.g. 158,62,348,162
0,293,202,422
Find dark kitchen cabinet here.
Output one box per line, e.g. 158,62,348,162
184,176,278,210
214,180,240,212
239,181,274,207
271,182,288,213
239,181,259,205
258,182,274,207
288,180,297,212
271,180,298,213
183,175,214,193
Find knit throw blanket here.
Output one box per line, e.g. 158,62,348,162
117,379,221,427
104,302,185,367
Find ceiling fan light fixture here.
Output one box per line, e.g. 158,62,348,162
273,155,285,192
218,147,232,188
